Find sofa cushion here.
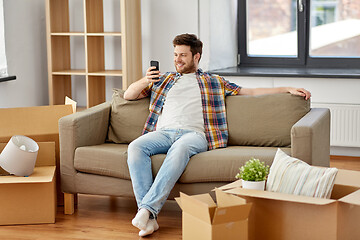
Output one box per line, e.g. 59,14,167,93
74,143,291,183
107,89,150,144
179,146,291,183
226,93,310,147
266,148,338,198
74,143,130,180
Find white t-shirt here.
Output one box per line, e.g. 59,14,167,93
157,73,205,133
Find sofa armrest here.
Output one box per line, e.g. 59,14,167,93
59,101,111,193
291,108,330,167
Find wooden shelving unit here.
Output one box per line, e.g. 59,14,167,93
45,0,142,108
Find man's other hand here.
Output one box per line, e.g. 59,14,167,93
288,87,311,100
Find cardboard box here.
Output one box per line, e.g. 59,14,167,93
0,142,57,225
175,189,252,240
0,104,74,204
219,169,360,240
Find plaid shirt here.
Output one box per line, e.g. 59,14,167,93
141,68,241,150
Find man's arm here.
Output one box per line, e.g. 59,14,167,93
123,66,161,100
239,87,311,100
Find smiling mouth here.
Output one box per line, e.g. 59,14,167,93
176,63,185,68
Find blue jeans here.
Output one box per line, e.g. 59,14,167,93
127,129,208,218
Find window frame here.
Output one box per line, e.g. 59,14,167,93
238,0,360,68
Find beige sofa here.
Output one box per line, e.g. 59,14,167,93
59,91,330,214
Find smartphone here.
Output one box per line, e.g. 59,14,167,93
150,60,159,80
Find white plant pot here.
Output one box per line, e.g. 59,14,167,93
242,179,265,191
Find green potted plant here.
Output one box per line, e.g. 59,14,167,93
235,158,270,190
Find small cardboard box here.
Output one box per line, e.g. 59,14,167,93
219,169,360,240
175,189,252,240
0,104,74,204
0,142,57,225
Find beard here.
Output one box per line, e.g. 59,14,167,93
175,59,196,74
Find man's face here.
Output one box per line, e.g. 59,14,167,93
174,45,199,74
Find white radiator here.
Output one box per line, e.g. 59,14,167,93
311,103,360,147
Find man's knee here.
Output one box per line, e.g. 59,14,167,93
128,140,139,153
128,135,149,151
127,140,148,165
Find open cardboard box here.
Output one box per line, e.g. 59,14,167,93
0,104,74,204
218,169,360,240
0,142,57,225
175,189,252,240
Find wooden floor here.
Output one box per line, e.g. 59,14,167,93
0,156,359,240
0,195,182,240
330,155,360,171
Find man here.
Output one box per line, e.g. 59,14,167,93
124,33,311,237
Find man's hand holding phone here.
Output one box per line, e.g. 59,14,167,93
146,61,160,83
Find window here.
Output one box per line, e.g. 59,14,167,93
238,0,360,68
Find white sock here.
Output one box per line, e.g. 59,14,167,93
132,208,150,231
138,219,159,237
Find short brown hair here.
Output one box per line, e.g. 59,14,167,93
173,33,203,59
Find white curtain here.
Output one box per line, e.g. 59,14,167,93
199,0,238,71
0,0,7,77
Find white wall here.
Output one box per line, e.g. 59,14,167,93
141,0,199,74
0,0,359,156
226,76,360,105
0,0,200,108
0,0,240,107
0,0,48,108
0,0,7,76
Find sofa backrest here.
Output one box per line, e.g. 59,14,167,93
226,93,310,147
107,90,310,147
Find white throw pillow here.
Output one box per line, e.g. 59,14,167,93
266,148,338,199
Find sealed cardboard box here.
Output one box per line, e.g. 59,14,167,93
0,104,74,204
176,189,252,240
0,142,57,225
219,169,360,240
